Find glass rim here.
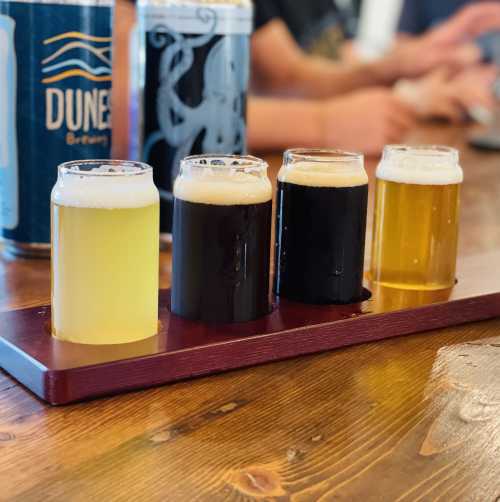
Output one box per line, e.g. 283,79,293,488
181,154,268,171
383,145,459,160
284,148,363,164
58,159,153,177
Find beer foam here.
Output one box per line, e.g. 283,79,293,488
377,149,463,185
278,162,368,188
174,171,272,205
52,170,159,209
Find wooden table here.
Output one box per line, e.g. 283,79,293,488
1,124,499,501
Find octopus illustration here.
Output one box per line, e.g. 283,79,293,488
143,8,248,182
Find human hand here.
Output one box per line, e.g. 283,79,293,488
427,2,500,46
384,38,481,79
395,65,497,123
320,89,417,156
450,64,497,114
380,3,500,80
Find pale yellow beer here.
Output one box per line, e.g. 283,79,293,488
371,146,463,290
51,160,159,344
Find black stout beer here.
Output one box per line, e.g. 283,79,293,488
172,155,272,323
274,149,368,304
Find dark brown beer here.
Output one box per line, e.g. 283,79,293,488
274,150,368,305
171,155,272,323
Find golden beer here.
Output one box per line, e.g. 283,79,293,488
51,161,159,344
371,146,463,290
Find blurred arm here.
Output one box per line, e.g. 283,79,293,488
251,19,394,99
247,97,323,151
264,2,500,100
247,90,417,156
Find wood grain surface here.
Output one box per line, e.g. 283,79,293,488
1,124,500,501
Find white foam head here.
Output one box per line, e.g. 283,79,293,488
51,160,159,209
377,145,463,185
174,155,272,205
278,149,368,188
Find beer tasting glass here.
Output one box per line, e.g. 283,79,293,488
274,149,369,304
51,160,160,344
371,145,463,290
171,155,272,323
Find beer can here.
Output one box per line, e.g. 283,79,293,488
0,0,113,257
136,0,253,240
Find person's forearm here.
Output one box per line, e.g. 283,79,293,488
289,56,395,98
247,97,323,151
251,20,395,99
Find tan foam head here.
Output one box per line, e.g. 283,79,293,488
279,161,368,187
279,149,367,188
174,155,272,206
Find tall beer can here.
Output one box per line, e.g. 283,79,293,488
0,0,113,257
137,0,253,240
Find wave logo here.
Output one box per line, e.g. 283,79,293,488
41,31,112,84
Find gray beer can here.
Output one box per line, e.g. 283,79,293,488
0,0,113,257
136,0,253,242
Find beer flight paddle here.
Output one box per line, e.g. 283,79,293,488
0,148,497,405
1,251,500,405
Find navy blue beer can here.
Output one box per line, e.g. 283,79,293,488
0,0,113,257
136,0,253,242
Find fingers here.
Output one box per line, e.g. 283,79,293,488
449,44,482,67
427,67,455,84
385,124,407,145
432,98,466,123
452,88,495,119
389,98,418,130
459,88,495,111
389,109,416,133
454,3,500,40
365,125,406,156
380,115,412,147
431,2,500,44
449,65,497,113
432,44,482,73
455,64,498,90
476,65,498,85
377,100,416,147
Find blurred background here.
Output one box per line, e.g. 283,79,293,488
113,0,500,158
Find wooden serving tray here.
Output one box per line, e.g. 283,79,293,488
1,251,500,405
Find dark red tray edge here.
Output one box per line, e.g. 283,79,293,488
2,290,499,405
